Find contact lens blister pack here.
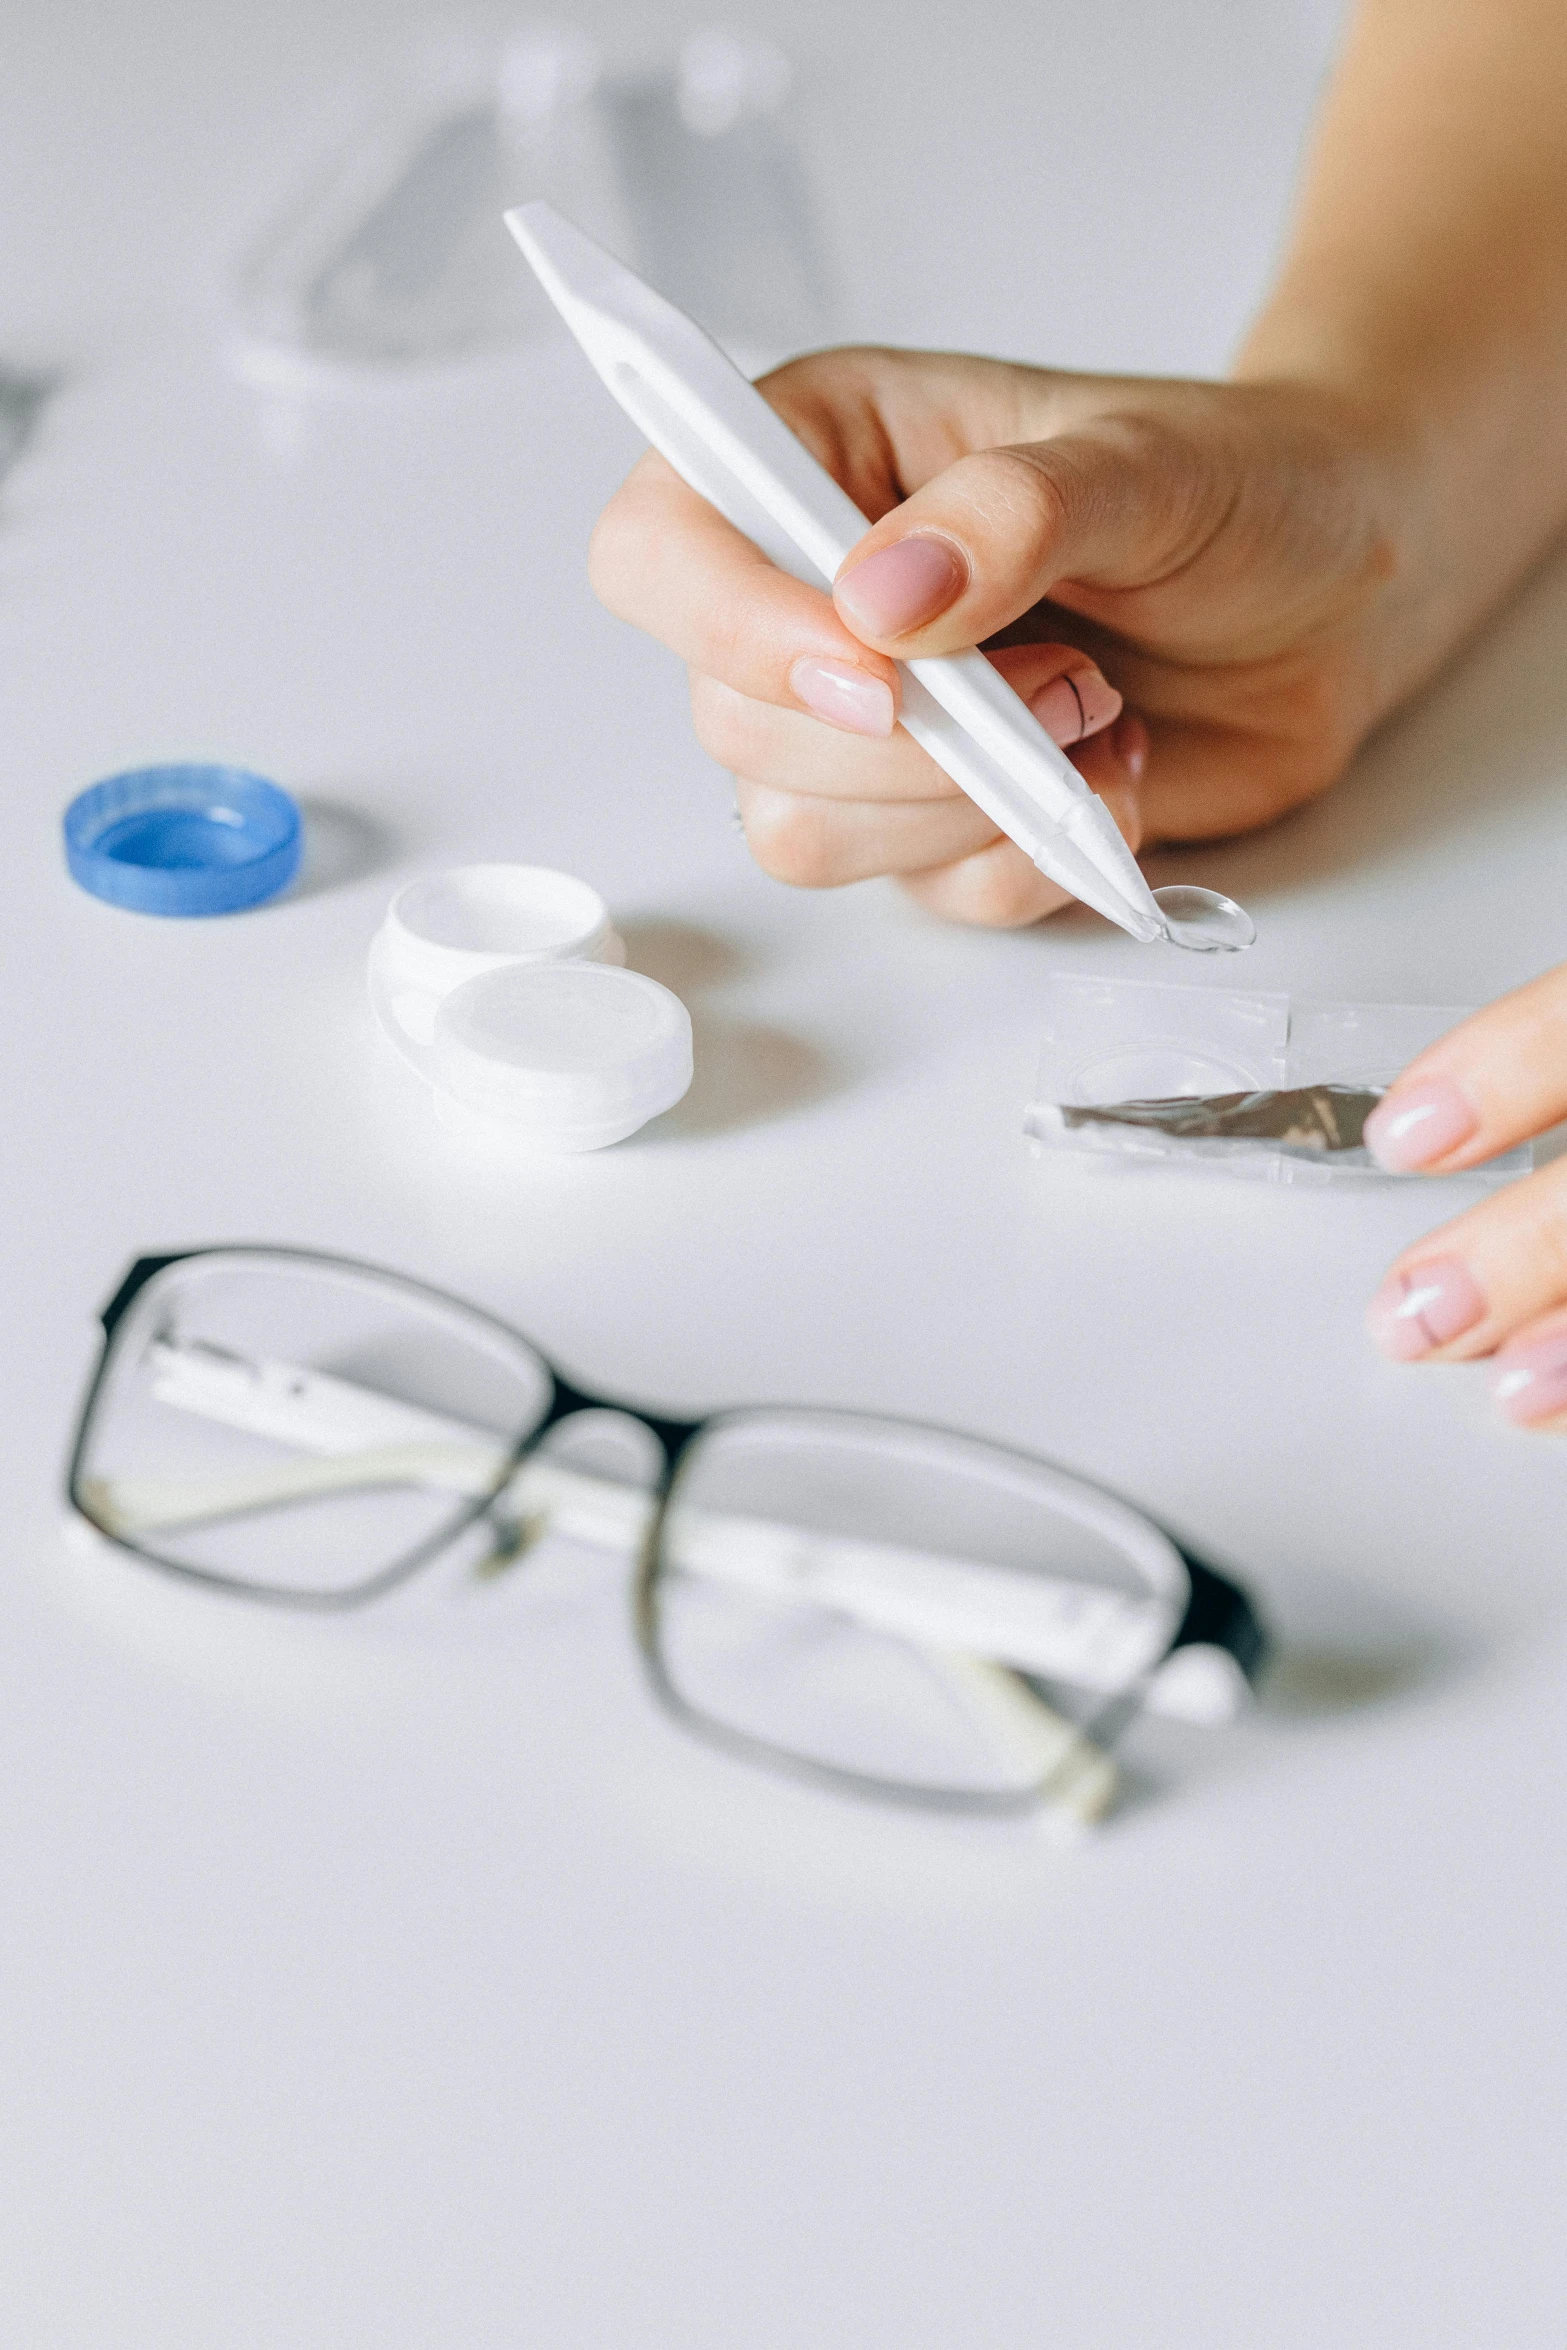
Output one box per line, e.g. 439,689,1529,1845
1025,975,1533,1186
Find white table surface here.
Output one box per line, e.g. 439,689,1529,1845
5,4,1566,2343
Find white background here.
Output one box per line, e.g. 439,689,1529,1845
3,3,1566,2343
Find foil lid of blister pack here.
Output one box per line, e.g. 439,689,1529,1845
1026,975,1533,1187
1058,1084,1384,1161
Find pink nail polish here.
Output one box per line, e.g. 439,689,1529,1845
1493,1338,1567,1425
1028,669,1121,745
1363,1076,1478,1172
835,536,966,639
789,657,895,738
1366,1255,1486,1359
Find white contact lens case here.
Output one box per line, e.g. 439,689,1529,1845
369,864,692,1152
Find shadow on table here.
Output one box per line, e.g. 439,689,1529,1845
1109,1623,1470,1830
1256,1639,1446,1716
1135,537,1567,916
1254,1558,1467,1719
0,365,59,489
290,797,402,901
1108,1555,1474,1822
620,915,842,1139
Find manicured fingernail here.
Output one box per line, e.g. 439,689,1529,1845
835,536,966,639
1363,1076,1478,1172
1113,710,1149,779
1493,1338,1567,1425
1028,667,1122,745
789,657,895,738
1366,1255,1486,1360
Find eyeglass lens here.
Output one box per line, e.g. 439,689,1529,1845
73,1253,554,1599
74,1254,1186,1807
650,1410,1183,1803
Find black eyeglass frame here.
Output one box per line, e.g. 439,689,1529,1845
66,1245,1268,1815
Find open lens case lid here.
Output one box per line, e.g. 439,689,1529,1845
63,764,303,917
369,863,692,1153
1026,974,1532,1186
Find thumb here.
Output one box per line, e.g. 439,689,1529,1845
831,418,1230,655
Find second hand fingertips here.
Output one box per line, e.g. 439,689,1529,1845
789,656,896,738
1492,1335,1567,1426
1363,1075,1479,1171
1365,1255,1486,1360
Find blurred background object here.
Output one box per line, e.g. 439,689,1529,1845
232,18,834,379
233,22,612,371
605,27,835,370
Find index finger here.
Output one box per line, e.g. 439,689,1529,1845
588,449,900,723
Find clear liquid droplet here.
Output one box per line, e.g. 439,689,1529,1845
1152,886,1256,955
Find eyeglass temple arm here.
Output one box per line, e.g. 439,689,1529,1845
83,1337,1259,1718
83,1335,1122,1821
93,1260,1267,1688
90,1338,1178,1676
1171,1545,1269,1687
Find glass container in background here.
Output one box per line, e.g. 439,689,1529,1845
606,28,836,371
232,21,836,378
234,23,617,371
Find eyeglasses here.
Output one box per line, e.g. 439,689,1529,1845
65,1247,1267,1822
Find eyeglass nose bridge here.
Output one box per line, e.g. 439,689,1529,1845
532,1369,704,1473
470,1372,705,1575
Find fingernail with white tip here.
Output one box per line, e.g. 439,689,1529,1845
789,657,895,738
1366,1256,1484,1359
1364,1076,1478,1172
1493,1338,1567,1425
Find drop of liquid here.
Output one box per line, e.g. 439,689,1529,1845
1152,885,1256,955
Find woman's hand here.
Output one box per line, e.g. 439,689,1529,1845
589,0,1567,933
1365,969,1567,1429
589,349,1410,926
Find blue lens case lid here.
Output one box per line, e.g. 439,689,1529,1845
63,765,303,917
